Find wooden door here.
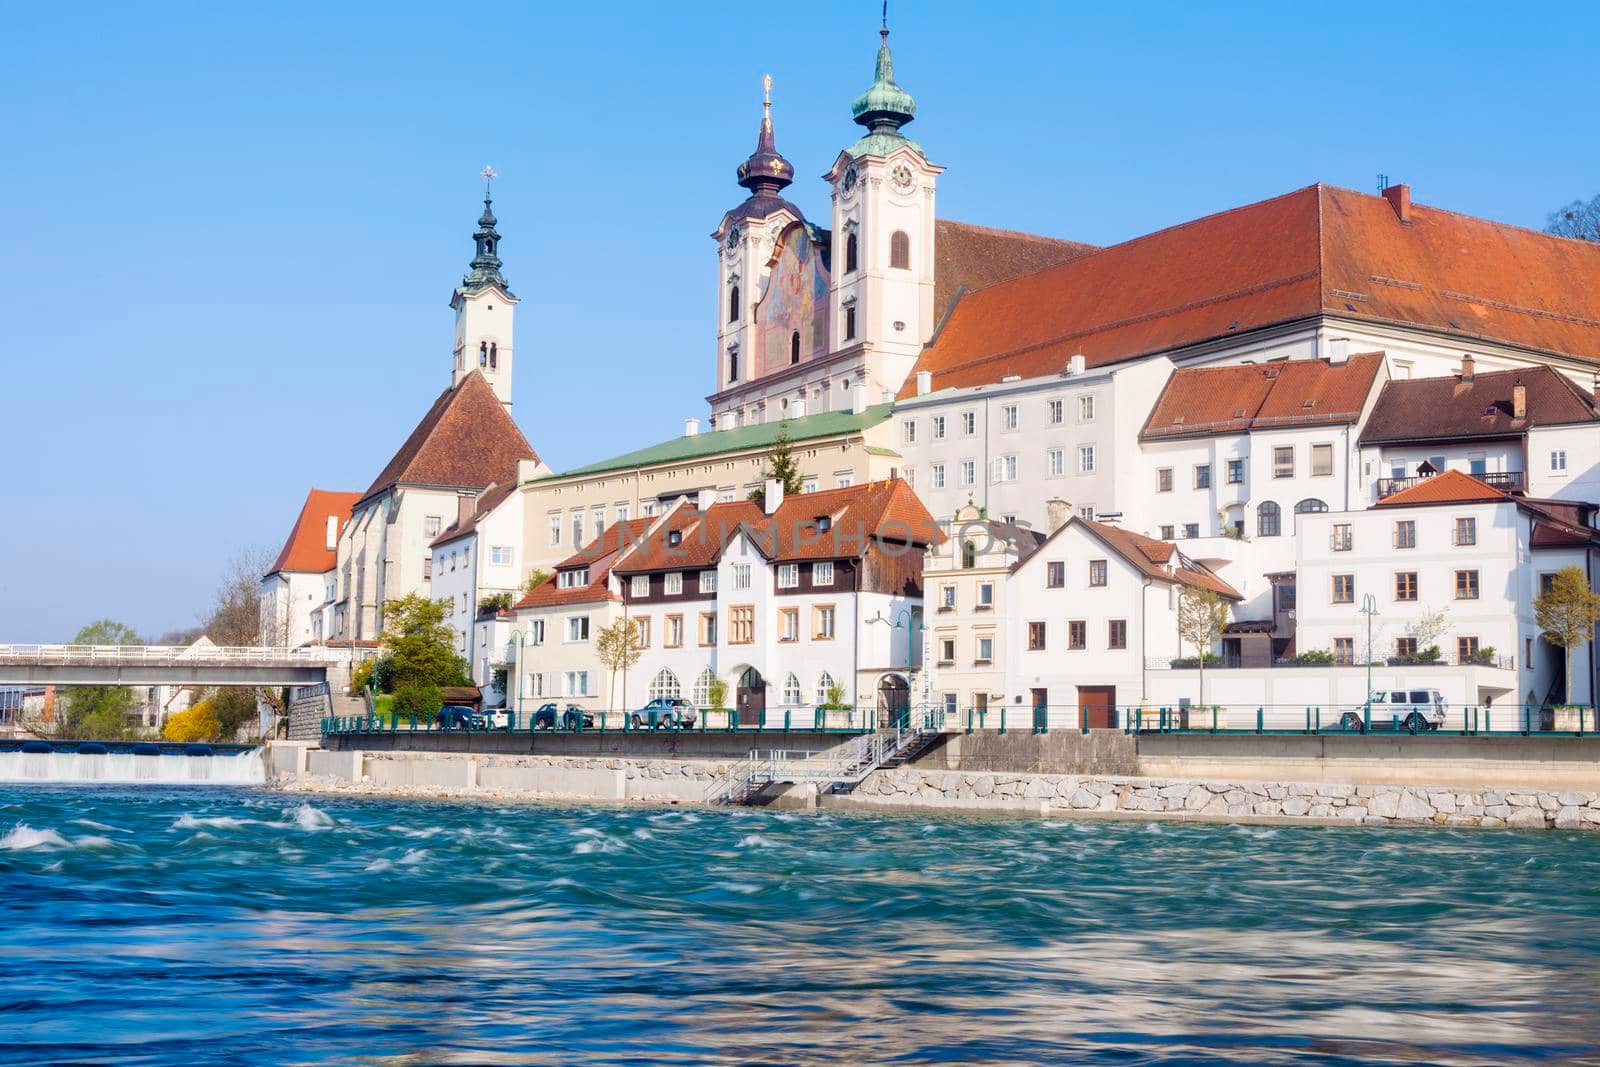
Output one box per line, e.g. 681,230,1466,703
736,668,765,727
1077,685,1117,729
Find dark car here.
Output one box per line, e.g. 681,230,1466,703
533,702,595,731
437,705,486,730
632,697,696,730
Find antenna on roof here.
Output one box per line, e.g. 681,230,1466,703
1376,173,1389,194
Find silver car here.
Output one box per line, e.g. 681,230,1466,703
1333,689,1447,733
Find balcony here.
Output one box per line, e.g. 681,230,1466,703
1376,471,1523,500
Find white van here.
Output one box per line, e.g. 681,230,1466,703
1331,689,1447,733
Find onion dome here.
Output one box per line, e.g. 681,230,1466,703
736,75,795,197
459,166,513,298
850,25,916,141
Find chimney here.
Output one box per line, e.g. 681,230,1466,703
1383,182,1412,224
324,515,339,551
457,493,477,525
697,488,718,511
1512,380,1527,419
1067,354,1086,376
1327,337,1350,365
850,382,868,414
1045,498,1071,534
763,477,784,516
517,458,541,483
915,371,933,396
1459,354,1475,383
684,417,700,437
790,397,807,420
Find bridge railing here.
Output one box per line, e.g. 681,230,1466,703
0,644,340,667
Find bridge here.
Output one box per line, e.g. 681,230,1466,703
0,644,340,687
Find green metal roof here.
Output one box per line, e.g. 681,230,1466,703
550,404,894,479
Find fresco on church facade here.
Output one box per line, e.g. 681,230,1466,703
757,223,831,378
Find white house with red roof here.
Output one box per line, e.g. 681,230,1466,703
260,488,360,648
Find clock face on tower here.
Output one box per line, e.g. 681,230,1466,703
890,162,915,193
725,226,740,250
842,165,858,195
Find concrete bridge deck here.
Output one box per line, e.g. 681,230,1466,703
0,644,337,687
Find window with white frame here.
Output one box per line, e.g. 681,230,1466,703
932,415,946,439
1048,448,1064,476
592,507,605,537
960,460,976,486
835,473,854,489
664,572,683,595
564,670,590,697
813,561,834,586
782,673,802,705
548,513,562,546
903,420,916,444
1552,450,1568,472
977,635,994,662
570,511,584,547
802,477,818,494
566,616,590,642
1311,443,1334,477
648,668,681,700
529,619,545,645
693,668,716,706
1079,445,1095,473
814,605,836,639
526,672,544,697
1001,404,1019,431
977,582,994,608
700,570,718,593
931,464,946,489
1079,505,1095,520
777,563,799,588
1048,399,1063,424
630,575,649,597
816,671,836,704
904,467,915,490
940,583,956,609
489,546,513,566
991,456,1018,483
423,515,442,538
733,563,752,590
1079,395,1096,422
961,411,976,435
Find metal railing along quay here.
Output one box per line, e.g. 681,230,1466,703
322,705,880,739
935,702,1600,737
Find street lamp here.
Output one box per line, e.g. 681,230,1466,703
1359,593,1379,728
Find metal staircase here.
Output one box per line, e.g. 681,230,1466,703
704,709,946,805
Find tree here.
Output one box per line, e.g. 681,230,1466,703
381,593,469,689
749,421,804,505
595,617,642,711
1546,194,1600,243
1176,588,1230,707
163,700,221,742
1403,605,1451,661
199,546,283,732
520,568,552,595
60,620,143,739
1535,565,1600,704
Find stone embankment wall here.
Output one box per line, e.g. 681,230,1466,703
849,768,1600,830
273,747,733,804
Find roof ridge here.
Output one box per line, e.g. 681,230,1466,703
938,218,1096,249
1318,181,1600,254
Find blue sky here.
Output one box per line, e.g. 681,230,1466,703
1,1,1594,642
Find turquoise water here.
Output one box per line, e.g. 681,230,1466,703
3,786,1599,1065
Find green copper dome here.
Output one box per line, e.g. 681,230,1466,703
847,28,921,158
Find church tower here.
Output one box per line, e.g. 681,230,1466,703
825,17,943,402
451,167,517,409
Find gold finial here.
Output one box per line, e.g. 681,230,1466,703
761,74,773,132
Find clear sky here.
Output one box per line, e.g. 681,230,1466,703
2,1,1594,642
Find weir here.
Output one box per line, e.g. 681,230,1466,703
0,743,267,785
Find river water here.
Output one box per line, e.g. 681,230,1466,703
2,785,1598,1065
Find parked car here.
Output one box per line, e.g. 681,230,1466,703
533,702,595,731
632,697,696,730
437,705,487,730
1329,689,1447,734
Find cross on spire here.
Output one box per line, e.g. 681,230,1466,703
480,164,498,197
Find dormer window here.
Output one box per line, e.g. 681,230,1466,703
668,530,682,547
815,515,832,532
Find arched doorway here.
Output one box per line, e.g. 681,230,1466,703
878,674,910,729
736,667,766,727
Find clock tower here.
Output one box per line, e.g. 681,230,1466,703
824,18,942,403
451,167,518,410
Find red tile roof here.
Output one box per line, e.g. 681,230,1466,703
934,220,1097,321
903,184,1600,397
1073,519,1242,600
513,518,653,610
1358,365,1600,445
1141,353,1385,440
362,371,538,503
266,489,360,576
1372,469,1510,507
429,480,516,549
612,481,938,574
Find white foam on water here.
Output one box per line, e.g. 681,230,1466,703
172,814,256,831
631,828,654,840
736,834,779,849
364,858,395,873
549,877,576,887
718,881,760,895
73,835,118,850
397,848,429,866
573,827,605,838
1,824,69,851
387,824,444,839
290,804,333,831
74,819,117,832
574,837,623,855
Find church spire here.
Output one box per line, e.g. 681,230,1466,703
848,7,920,158
736,74,795,197
459,165,513,297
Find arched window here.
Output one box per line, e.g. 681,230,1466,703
790,330,801,365
1294,498,1328,514
649,668,681,701
1258,501,1281,537
844,303,857,341
890,230,910,270
728,349,740,382
728,284,740,323
816,671,836,706
489,343,497,369
845,231,858,273
479,341,488,367
961,540,977,569
782,673,802,706
693,668,716,707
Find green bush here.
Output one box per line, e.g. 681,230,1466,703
392,684,443,720
1282,649,1335,665
370,655,395,693
479,592,513,615
1169,653,1222,668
